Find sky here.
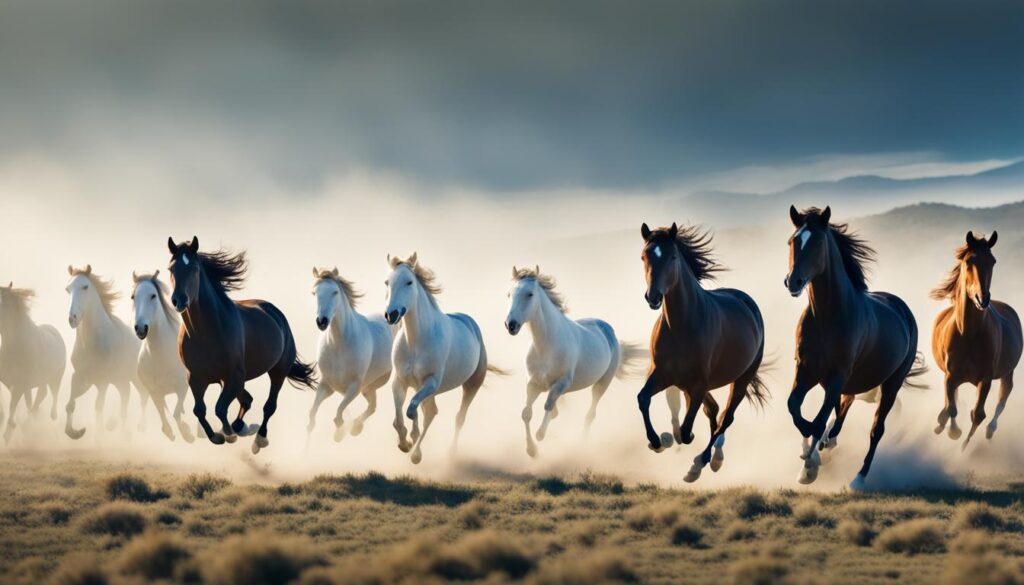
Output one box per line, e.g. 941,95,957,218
0,0,1021,197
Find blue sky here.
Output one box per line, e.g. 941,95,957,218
0,0,1021,196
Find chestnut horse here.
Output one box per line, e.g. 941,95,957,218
637,223,769,483
932,231,1022,449
167,237,316,453
785,206,925,489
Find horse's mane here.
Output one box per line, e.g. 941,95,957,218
314,268,363,308
0,286,36,316
513,267,568,313
69,267,120,314
134,272,180,326
198,250,248,293
804,207,875,291
390,255,442,296
652,225,725,282
931,241,984,301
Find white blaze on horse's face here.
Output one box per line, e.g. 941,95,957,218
66,273,94,329
132,279,161,340
796,227,811,250
314,278,341,330
385,264,416,325
506,278,539,335
653,245,662,258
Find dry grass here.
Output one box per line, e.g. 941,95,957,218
1,453,1023,585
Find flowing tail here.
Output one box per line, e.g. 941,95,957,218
903,352,929,390
616,342,649,379
287,356,318,390
487,364,512,377
745,353,775,409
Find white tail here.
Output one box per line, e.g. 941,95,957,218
616,342,649,379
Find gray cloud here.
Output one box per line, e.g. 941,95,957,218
1,0,1021,193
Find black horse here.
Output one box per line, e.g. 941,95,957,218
167,237,316,453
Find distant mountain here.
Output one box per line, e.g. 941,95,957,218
679,161,1024,227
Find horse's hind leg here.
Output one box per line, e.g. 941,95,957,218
410,396,438,465
29,385,45,415
537,377,570,442
251,374,285,454
935,374,962,439
153,393,175,441
962,379,993,451
173,387,194,443
48,380,61,420
820,393,856,452
94,383,112,432
351,375,386,437
702,393,720,446
987,373,1014,440
451,382,481,456
3,387,24,443
331,382,361,443
584,378,612,438
305,381,331,438
666,386,682,445
686,377,745,482
850,381,899,490
114,382,131,433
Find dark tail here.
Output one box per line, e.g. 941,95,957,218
903,352,929,391
746,353,776,409
288,356,318,390
487,364,512,377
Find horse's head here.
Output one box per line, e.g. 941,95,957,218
313,267,343,331
962,230,998,310
384,253,419,325
785,205,832,297
66,264,96,328
640,222,681,310
131,270,162,339
167,237,200,312
506,266,543,335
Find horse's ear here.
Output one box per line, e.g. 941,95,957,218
535,264,540,275
312,266,319,278
188,237,199,254
641,223,652,241
167,237,177,255
386,254,392,266
989,231,998,248
966,231,977,246
132,270,139,283
67,265,74,275
154,269,160,279
7,281,11,289
789,205,802,227
84,264,92,275
821,206,832,225
511,265,518,279
669,222,678,238
331,267,339,276
409,252,418,266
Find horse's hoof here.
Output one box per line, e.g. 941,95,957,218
710,448,724,472
526,443,538,458
333,425,347,442
239,423,259,437
178,423,195,443
411,449,422,464
536,429,547,442
683,468,702,483
162,426,175,441
65,427,85,440
223,432,237,444
405,406,417,420
209,432,226,445
948,425,962,440
231,419,247,434
986,425,996,440
251,435,269,454
849,474,867,491
50,411,58,421
398,441,411,453
660,432,675,447
351,422,365,436
798,464,819,485
933,424,945,435
647,435,664,453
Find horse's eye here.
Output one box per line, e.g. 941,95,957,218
151,294,157,300
527,293,533,298
130,295,135,300
333,290,339,296
406,281,413,286
83,285,89,290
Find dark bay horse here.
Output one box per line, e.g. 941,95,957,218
637,222,769,483
167,237,316,453
932,231,1022,449
785,206,925,489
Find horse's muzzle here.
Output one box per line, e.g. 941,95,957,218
68,314,80,329
135,324,149,340
506,319,520,335
975,295,991,311
171,294,188,313
316,316,329,331
785,275,806,297
385,308,406,325
645,292,663,310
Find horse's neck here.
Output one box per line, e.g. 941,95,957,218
327,299,359,343
183,274,231,336
807,236,859,321
80,299,116,337
663,260,709,330
527,293,570,351
402,287,441,346
953,274,983,334
0,309,32,341
147,307,180,350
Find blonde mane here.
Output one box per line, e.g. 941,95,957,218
69,266,120,315
389,254,443,297
0,285,36,317
513,266,568,313
133,271,180,326
313,267,364,308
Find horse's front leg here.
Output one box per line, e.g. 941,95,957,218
537,376,571,441
637,371,670,451
215,376,244,443
391,379,411,452
331,381,362,442
799,373,845,485
189,380,220,444
678,384,707,445
3,387,24,444
305,381,331,437
64,373,90,440
407,375,440,426
963,379,993,450
173,386,195,443
787,367,817,440
935,374,961,439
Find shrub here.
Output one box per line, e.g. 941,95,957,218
200,531,325,585
156,510,182,525
456,500,488,530
40,503,73,525
625,501,680,531
837,519,874,547
179,473,231,500
731,490,791,519
729,555,789,585
531,550,637,585
79,502,148,537
793,501,832,527
117,531,192,580
876,519,946,554
670,521,704,547
241,494,279,515
104,473,169,503
953,502,1004,532
50,555,109,585
430,530,535,580
943,531,1024,585
723,520,757,541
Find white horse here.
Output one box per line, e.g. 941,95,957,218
385,253,504,464
0,283,66,442
65,265,142,439
308,267,395,442
505,266,646,457
131,271,194,442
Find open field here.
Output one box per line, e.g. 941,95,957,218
2,452,1023,585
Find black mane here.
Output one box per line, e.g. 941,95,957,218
803,207,875,291
199,250,248,292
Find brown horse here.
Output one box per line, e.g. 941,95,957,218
785,206,925,489
932,231,1022,449
167,237,316,453
637,222,769,483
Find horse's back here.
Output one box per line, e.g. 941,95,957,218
39,323,67,376
867,291,918,343
237,299,292,377
573,318,619,386
992,300,1024,371
444,312,484,388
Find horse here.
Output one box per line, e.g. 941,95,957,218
65,265,143,439
167,237,316,453
637,223,770,483
308,267,395,442
131,270,195,443
0,283,66,442
784,206,926,489
385,253,504,464
931,231,1022,449
505,266,645,457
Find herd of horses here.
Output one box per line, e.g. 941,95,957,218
0,205,1020,489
